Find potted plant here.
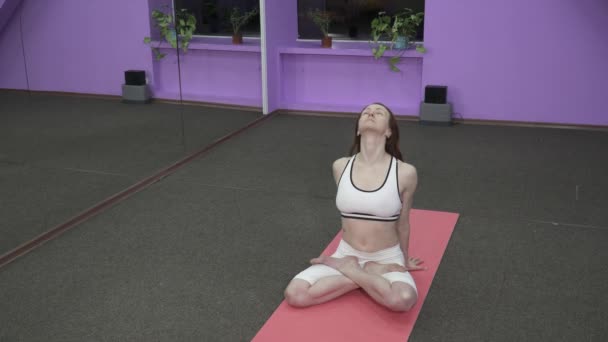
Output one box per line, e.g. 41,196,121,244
307,8,333,48
370,9,425,71
230,7,258,45
143,6,196,60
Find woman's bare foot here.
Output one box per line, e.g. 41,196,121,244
310,255,360,273
363,261,407,275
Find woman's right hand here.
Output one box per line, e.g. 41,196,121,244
406,256,427,271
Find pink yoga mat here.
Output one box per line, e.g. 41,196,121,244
252,209,459,342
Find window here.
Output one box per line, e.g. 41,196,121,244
298,0,424,41
174,0,260,37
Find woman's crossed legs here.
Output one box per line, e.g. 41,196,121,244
284,241,418,312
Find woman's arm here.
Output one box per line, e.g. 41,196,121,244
397,163,418,262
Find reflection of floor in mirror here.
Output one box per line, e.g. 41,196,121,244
0,101,607,342
0,91,261,258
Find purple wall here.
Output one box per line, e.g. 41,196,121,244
280,50,422,115
16,0,153,95
423,0,608,126
274,0,608,125
1,0,606,125
0,2,26,90
0,0,262,107
145,0,262,107
152,44,262,107
263,0,421,116
0,0,22,33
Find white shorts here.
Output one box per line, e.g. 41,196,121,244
293,239,417,294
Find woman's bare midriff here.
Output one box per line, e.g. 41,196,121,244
341,217,400,252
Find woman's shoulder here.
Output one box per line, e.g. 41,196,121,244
331,156,351,182
397,160,417,182
397,159,416,171
332,156,351,172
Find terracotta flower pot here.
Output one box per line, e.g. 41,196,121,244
232,33,243,45
321,36,332,48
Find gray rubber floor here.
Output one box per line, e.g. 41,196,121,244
1,97,607,341
0,91,261,254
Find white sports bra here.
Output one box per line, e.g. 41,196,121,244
335,154,403,222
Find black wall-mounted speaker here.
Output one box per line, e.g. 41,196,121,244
125,70,146,86
424,85,447,104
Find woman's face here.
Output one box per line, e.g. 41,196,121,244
358,104,391,137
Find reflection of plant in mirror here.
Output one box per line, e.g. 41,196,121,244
143,6,196,60
230,7,258,35
370,9,425,72
307,8,333,37
203,1,218,19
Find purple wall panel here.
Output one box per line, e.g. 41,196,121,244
262,0,298,113
0,0,606,125
0,0,261,107
422,0,608,125
0,0,22,33
18,0,152,95
0,4,26,90
150,49,180,99
152,48,262,107
281,54,422,115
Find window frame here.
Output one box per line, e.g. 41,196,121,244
168,0,422,46
171,0,262,39
296,0,424,44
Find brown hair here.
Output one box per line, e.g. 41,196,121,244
349,102,404,161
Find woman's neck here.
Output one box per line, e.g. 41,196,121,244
358,134,389,164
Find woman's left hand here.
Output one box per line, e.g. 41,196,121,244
406,256,427,271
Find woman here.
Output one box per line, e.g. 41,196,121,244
284,103,424,312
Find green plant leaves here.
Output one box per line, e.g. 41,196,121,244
152,48,166,61
307,8,332,37
375,45,387,59
145,6,197,59
369,8,425,72
389,56,400,72
231,7,259,35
